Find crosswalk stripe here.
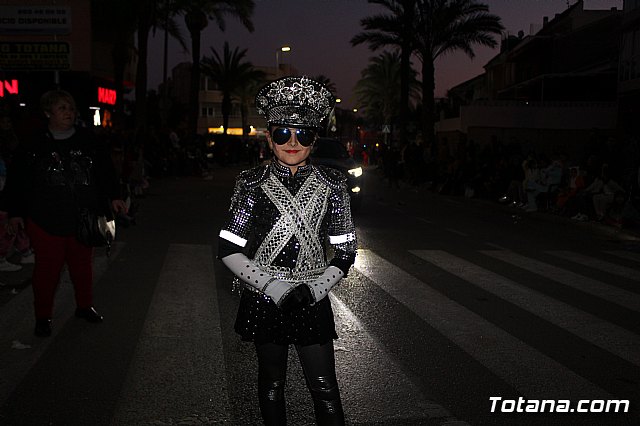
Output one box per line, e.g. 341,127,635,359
603,250,640,264
354,249,611,401
444,228,469,237
411,250,640,367
112,244,231,425
485,243,508,250
481,250,640,312
330,293,467,424
548,251,640,281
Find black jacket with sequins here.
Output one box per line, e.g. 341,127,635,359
4,127,121,236
219,161,357,281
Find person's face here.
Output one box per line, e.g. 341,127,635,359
267,126,316,172
47,99,76,131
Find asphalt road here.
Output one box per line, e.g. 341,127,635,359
0,163,638,426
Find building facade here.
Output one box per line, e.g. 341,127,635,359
162,62,298,137
437,0,628,158
618,0,640,138
0,0,135,127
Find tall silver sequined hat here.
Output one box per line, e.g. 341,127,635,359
255,76,335,130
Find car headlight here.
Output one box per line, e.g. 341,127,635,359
348,167,363,178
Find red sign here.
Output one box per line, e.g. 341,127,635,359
98,87,116,105
0,79,18,97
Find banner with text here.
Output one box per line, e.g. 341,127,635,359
0,6,71,34
0,42,71,70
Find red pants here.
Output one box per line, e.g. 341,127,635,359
26,219,94,319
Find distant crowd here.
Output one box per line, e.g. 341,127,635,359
372,132,640,232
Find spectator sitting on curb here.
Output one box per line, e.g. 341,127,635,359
555,166,586,216
590,164,625,222
520,156,540,210
604,191,628,227
571,163,623,222
498,152,526,206
523,157,564,213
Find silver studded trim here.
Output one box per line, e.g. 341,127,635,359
253,171,330,281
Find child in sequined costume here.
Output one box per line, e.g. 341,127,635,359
218,76,357,425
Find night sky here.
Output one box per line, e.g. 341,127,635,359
147,0,624,109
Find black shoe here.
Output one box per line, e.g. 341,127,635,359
34,319,52,337
75,306,104,323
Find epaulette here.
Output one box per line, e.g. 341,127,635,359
238,164,270,188
313,165,346,190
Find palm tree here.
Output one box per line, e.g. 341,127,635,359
355,51,419,131
351,0,417,145
92,0,137,129
413,0,503,143
94,0,187,131
178,0,255,139
133,0,156,139
311,75,337,96
156,1,189,124
201,42,265,135
309,75,339,135
233,75,267,142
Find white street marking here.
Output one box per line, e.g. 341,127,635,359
412,250,640,367
355,250,611,401
482,250,640,312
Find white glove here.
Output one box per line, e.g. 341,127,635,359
307,266,344,303
221,253,293,306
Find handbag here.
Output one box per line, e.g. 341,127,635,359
76,207,116,254
58,143,117,254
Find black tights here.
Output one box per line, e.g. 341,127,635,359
255,341,345,426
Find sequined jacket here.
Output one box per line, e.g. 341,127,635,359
219,161,357,286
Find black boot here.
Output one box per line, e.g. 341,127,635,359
75,306,104,323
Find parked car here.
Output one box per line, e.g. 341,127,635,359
310,137,363,211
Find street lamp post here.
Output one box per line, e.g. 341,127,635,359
275,46,291,77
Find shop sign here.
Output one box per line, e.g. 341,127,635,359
0,80,19,98
0,6,71,34
98,87,116,105
0,42,70,70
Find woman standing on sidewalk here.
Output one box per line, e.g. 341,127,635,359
4,89,126,337
218,76,357,425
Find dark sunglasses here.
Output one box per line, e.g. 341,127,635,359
270,127,317,147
